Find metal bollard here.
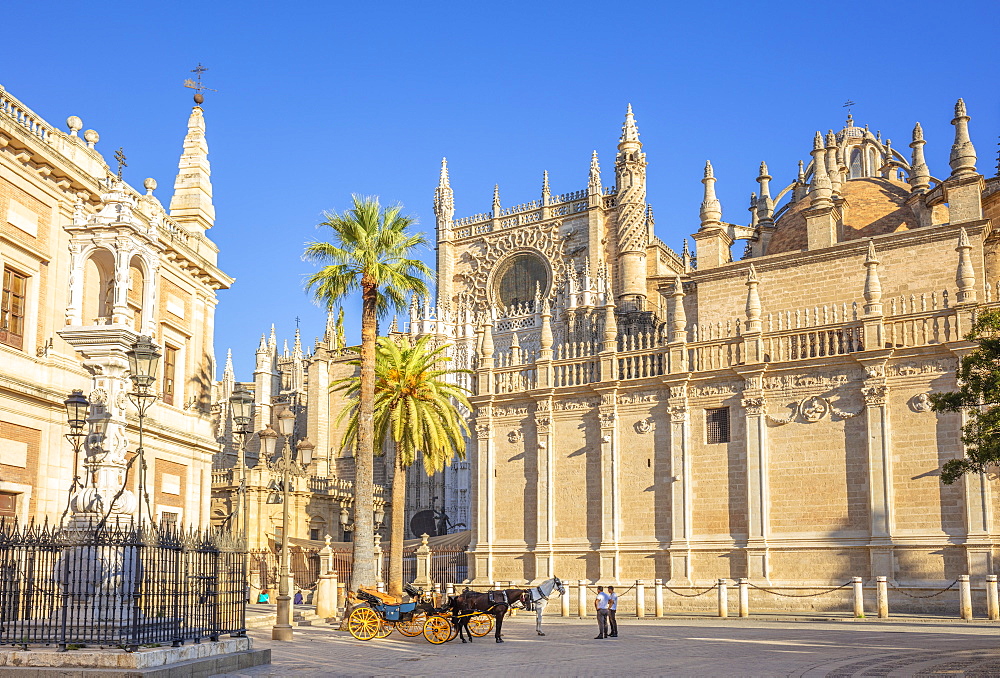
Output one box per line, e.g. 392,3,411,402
717,579,728,618
852,576,864,618
959,575,972,620
738,578,749,618
654,579,664,618
876,576,888,619
561,584,571,617
988,575,999,621
636,580,646,617
578,580,588,618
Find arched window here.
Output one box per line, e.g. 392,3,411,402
83,249,115,325
867,148,877,177
128,257,145,331
849,149,863,179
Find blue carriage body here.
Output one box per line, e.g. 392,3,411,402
374,600,417,621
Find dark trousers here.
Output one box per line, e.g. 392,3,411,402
608,609,618,635
596,609,609,636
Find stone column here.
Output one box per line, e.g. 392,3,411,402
471,407,494,584
111,240,133,326
414,533,433,589
533,397,554,582
666,384,692,585
860,358,895,578
739,370,770,581
374,534,384,585
597,390,620,582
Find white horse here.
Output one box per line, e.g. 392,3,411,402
522,577,566,636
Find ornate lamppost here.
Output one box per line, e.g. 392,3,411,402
228,384,254,599
60,390,90,523
124,335,160,526
270,408,312,641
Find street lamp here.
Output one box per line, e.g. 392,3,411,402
228,384,254,603
272,408,303,641
296,437,315,467
125,336,160,526
61,390,90,523
374,504,385,530
340,505,353,541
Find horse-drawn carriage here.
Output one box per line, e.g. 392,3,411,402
346,584,493,643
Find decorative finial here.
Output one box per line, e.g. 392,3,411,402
797,160,805,182
542,170,550,195
183,63,216,105
913,122,924,142
66,116,82,136
438,157,450,186
143,178,157,195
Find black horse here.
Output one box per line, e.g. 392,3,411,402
450,588,526,643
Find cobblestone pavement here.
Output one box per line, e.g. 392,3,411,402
217,616,1000,677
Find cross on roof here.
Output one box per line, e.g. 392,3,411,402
183,63,217,104
114,147,127,180
842,99,856,114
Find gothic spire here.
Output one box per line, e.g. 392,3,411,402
825,130,841,194
949,98,977,179
810,132,833,209
492,183,501,217
956,227,976,304
433,157,454,222
168,104,215,231
589,150,601,195
909,122,930,192
619,103,641,152
699,160,722,227
756,162,773,226
863,239,883,316
542,170,550,199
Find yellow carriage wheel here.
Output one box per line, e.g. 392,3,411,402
396,611,426,637
469,613,494,637
376,619,394,638
347,607,381,641
422,615,453,644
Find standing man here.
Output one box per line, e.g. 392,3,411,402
607,586,619,637
594,585,610,639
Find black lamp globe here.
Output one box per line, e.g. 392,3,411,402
229,385,254,428
127,336,161,392
64,390,90,431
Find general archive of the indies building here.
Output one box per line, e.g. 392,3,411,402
3,82,1000,592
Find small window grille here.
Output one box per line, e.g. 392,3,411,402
706,407,730,444
0,492,17,517
160,511,179,526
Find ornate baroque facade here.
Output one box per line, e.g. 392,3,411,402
403,101,1000,588
0,85,231,526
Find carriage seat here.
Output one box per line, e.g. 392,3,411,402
358,586,402,606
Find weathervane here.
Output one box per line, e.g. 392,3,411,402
843,99,856,114
183,63,217,105
114,147,127,180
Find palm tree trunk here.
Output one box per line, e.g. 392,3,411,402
349,281,378,592
388,441,406,597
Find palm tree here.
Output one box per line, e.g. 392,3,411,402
304,195,430,592
335,336,471,597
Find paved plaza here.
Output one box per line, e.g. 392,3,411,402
218,615,1000,677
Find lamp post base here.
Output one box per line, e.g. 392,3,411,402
272,594,294,640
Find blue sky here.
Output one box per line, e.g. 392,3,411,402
5,1,998,379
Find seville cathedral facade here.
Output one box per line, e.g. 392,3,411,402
395,101,1000,588
0,85,232,526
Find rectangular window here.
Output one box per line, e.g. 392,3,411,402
0,267,27,350
0,492,16,518
162,345,178,405
160,511,179,526
310,528,321,541
706,407,730,444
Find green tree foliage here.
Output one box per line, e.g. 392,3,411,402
335,336,471,597
303,195,430,591
931,309,1000,484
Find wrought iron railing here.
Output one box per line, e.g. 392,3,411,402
0,519,246,651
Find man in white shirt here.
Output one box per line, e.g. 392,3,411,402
594,586,609,639
607,585,619,637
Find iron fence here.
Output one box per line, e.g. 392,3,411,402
0,519,246,651
247,545,469,590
